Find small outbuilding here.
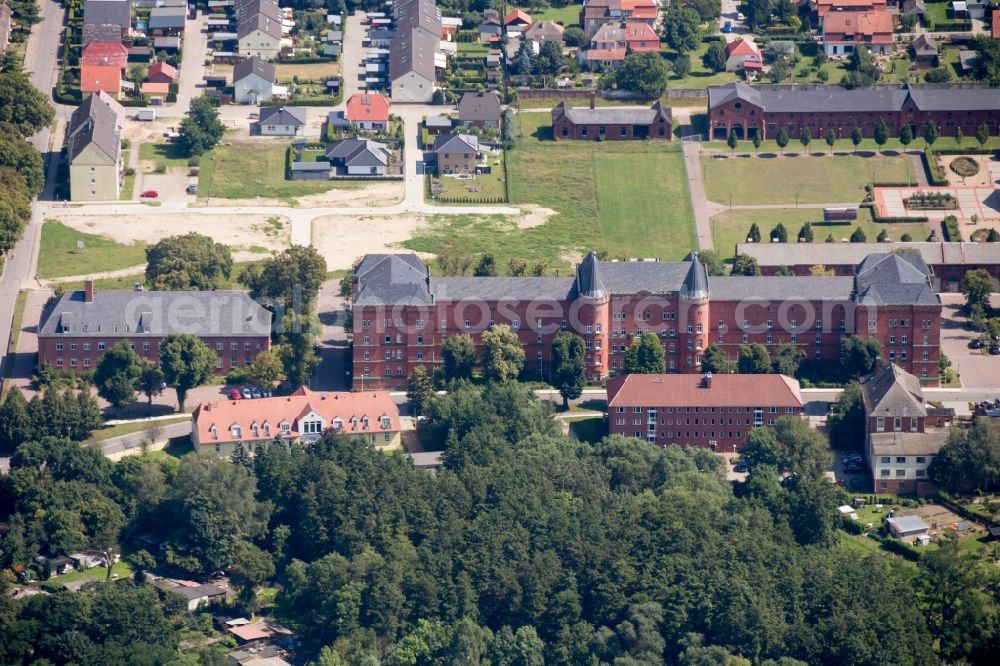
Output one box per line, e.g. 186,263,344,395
887,514,930,540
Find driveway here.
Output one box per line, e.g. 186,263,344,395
341,11,368,102
311,281,351,391
938,292,1000,389
158,12,210,118
718,0,750,42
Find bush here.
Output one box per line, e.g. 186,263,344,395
226,367,248,384
187,156,201,167
942,215,962,242
923,148,949,186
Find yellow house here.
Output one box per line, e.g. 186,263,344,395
67,91,124,201
191,386,403,456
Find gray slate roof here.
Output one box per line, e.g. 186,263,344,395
708,82,1000,113
148,6,186,29
83,0,130,31
167,583,226,601
576,251,608,299
458,91,501,123
854,254,938,306
235,0,281,21
861,363,927,418
238,12,282,40
233,55,275,83
870,431,947,456
681,254,709,300
433,133,479,154
38,290,272,338
552,101,671,126
68,91,123,162
709,276,855,300
327,111,351,128
83,22,123,45
326,138,390,167
389,26,438,82
354,254,432,306
432,277,576,301
259,106,307,126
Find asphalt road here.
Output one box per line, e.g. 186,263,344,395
96,421,193,458
0,0,65,384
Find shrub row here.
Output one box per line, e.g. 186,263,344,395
942,216,962,242
923,148,950,186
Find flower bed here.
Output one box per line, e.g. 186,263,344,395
949,156,980,178
904,191,957,210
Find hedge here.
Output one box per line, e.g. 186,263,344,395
275,56,338,64
942,216,962,242
880,538,923,562
923,148,949,186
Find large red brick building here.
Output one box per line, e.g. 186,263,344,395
606,372,804,451
735,242,1000,292
37,280,272,374
707,82,1000,140
350,251,942,391
552,99,672,141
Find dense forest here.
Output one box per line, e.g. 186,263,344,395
2,383,999,664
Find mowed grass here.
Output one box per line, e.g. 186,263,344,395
530,4,582,27
701,154,915,205
274,61,340,83
710,208,931,259
138,142,190,170
38,221,147,279
199,143,366,201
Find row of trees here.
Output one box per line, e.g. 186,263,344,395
0,387,102,452
701,335,883,379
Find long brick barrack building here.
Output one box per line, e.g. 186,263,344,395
350,252,942,390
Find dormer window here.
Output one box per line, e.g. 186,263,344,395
380,416,391,430
263,422,271,436
280,421,290,433
333,417,344,431
232,425,242,439
210,425,218,440
351,416,359,431
362,416,370,431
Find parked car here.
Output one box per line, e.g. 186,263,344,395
842,453,862,465
845,463,863,473
140,190,159,198
186,182,198,194
737,12,746,21
251,387,262,399
969,338,984,349
735,459,748,473
229,388,243,400
242,387,253,399
990,345,1000,356
249,112,259,119
722,21,732,33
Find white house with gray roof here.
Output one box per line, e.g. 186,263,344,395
326,139,391,175
233,56,276,103
67,91,125,201
257,106,307,135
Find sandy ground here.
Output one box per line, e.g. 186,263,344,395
517,205,557,229
312,213,430,269
194,180,405,209
53,213,292,254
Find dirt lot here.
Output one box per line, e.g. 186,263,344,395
273,61,341,83
312,213,432,270
911,504,985,538
53,213,292,257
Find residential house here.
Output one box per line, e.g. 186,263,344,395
82,22,123,46
289,161,332,180
238,12,283,59
887,515,930,541
227,644,291,666
607,373,804,451
478,9,502,41
815,0,886,19
861,363,952,495
525,20,565,48
146,60,178,84
81,41,128,96
83,0,130,36
725,38,763,73
551,98,672,140
457,91,501,128
388,0,441,102
901,0,926,17
153,580,227,611
581,0,658,36
350,250,943,391
623,21,659,52
706,82,1000,141
503,8,532,31
424,115,453,135
433,133,479,174
346,92,390,131
257,106,307,135
233,55,275,103
326,110,351,134
140,81,170,102
910,34,938,66
67,91,124,201
191,386,402,456
69,550,119,569
37,279,273,374
326,138,391,175
583,22,626,68
148,6,186,36
441,15,462,40
36,555,75,576
822,10,894,56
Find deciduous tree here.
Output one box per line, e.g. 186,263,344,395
480,325,524,383
144,233,233,290
442,333,476,382
159,334,216,412
550,332,586,409
623,333,665,374
94,341,142,410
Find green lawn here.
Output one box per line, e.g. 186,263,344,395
666,37,740,90
84,416,190,445
567,416,606,443
701,153,916,206
41,562,134,590
199,144,366,202
429,152,507,201
138,142,190,170
530,4,582,27
120,148,135,200
38,220,147,279
710,208,931,259
704,136,1000,153
457,41,491,56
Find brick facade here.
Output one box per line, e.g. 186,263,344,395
552,100,672,141
350,252,942,391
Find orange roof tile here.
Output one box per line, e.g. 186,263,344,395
192,387,401,446
504,8,532,25
607,373,804,409
148,61,178,80
141,82,170,94
725,38,761,58
585,47,627,61
993,10,1000,39
82,41,128,68
81,65,123,94
824,10,894,44
346,92,390,122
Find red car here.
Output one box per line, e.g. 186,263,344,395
140,190,159,198
229,388,243,400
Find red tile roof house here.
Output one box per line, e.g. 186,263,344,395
816,0,887,19
581,0,659,36
81,41,129,97
552,98,672,140
140,81,170,102
724,38,763,73
503,8,532,31
606,373,804,452
583,22,627,69
822,10,894,56
623,22,659,52
346,92,391,131
146,60,178,84
993,9,1000,39
192,386,402,456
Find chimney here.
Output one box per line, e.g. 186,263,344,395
589,92,596,110
703,372,713,389
84,278,95,303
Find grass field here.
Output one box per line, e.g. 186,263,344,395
42,562,134,590
531,4,582,27
710,208,932,258
199,143,365,201
703,136,1000,153
666,38,740,90
429,153,506,201
84,416,190,445
38,220,147,279
274,61,340,83
701,154,915,206
138,142,190,170
517,96,708,110
120,148,135,200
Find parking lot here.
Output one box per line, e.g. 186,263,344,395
939,293,1000,389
